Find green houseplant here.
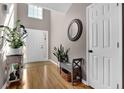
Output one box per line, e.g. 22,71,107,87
53,44,70,62
0,20,28,55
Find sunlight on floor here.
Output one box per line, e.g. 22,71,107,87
22,68,28,89
43,65,47,88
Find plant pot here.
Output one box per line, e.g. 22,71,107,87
7,47,23,55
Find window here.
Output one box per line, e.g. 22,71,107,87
28,4,43,20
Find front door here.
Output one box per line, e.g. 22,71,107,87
87,3,122,89
25,28,48,63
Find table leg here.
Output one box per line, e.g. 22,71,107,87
71,72,74,86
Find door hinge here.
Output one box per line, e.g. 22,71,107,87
117,42,119,48
117,84,119,89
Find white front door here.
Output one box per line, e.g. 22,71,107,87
25,28,48,63
87,4,122,89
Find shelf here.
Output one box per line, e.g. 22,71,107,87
9,79,20,83
8,63,22,83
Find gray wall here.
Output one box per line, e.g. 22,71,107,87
17,3,50,31
50,3,90,81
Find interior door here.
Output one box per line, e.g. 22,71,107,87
87,4,122,89
25,28,48,63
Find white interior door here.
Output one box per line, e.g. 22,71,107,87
87,3,122,89
25,28,48,63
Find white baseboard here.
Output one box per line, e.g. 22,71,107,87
2,81,8,89
48,59,59,66
82,79,88,85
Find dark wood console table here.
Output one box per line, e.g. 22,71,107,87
60,58,83,85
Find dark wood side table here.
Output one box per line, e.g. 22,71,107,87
60,58,83,85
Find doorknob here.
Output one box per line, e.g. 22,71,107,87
88,50,93,53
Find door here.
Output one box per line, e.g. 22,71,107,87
87,4,122,89
25,28,48,63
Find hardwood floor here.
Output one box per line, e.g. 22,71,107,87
8,61,91,89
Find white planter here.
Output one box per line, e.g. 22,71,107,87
7,47,23,55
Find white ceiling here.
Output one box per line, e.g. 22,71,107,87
31,3,72,13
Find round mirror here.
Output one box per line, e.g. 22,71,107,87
69,22,78,38
68,19,83,41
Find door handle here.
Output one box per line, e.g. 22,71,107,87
88,50,93,53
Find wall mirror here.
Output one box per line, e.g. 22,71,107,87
68,19,83,41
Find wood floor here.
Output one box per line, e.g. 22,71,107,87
8,61,91,89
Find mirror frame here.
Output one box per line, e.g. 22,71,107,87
68,19,83,41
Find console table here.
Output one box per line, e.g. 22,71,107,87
6,55,23,85
60,58,83,85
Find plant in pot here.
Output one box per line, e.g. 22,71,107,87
53,44,70,62
0,20,28,55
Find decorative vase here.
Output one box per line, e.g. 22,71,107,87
7,47,23,55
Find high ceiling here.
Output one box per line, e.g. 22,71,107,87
31,3,72,13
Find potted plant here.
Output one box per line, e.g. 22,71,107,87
53,44,70,62
0,20,28,55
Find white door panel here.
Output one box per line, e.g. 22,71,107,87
87,3,122,89
25,29,48,63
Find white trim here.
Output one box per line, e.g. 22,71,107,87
118,3,122,89
24,60,49,64
82,79,88,85
48,59,59,67
86,4,90,86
